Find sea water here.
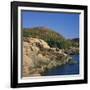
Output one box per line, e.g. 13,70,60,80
46,55,79,76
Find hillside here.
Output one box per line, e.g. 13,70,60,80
23,27,72,49
70,38,79,47
22,27,79,77
71,38,79,42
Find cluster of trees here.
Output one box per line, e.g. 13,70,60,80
46,39,72,49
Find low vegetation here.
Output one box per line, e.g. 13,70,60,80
23,27,79,49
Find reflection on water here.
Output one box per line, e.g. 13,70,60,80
45,55,79,76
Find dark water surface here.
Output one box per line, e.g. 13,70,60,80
46,55,79,76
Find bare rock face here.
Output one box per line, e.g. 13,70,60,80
23,37,71,77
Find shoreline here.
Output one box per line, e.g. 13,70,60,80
41,54,79,76
23,37,79,77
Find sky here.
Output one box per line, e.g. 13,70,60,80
21,11,79,39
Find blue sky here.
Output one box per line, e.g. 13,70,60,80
21,11,79,39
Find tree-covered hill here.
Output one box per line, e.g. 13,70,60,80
23,27,78,49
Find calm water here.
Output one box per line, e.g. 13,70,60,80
46,55,79,76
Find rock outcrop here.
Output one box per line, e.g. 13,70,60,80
64,47,79,55
23,37,71,77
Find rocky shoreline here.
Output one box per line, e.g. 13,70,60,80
23,37,76,77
